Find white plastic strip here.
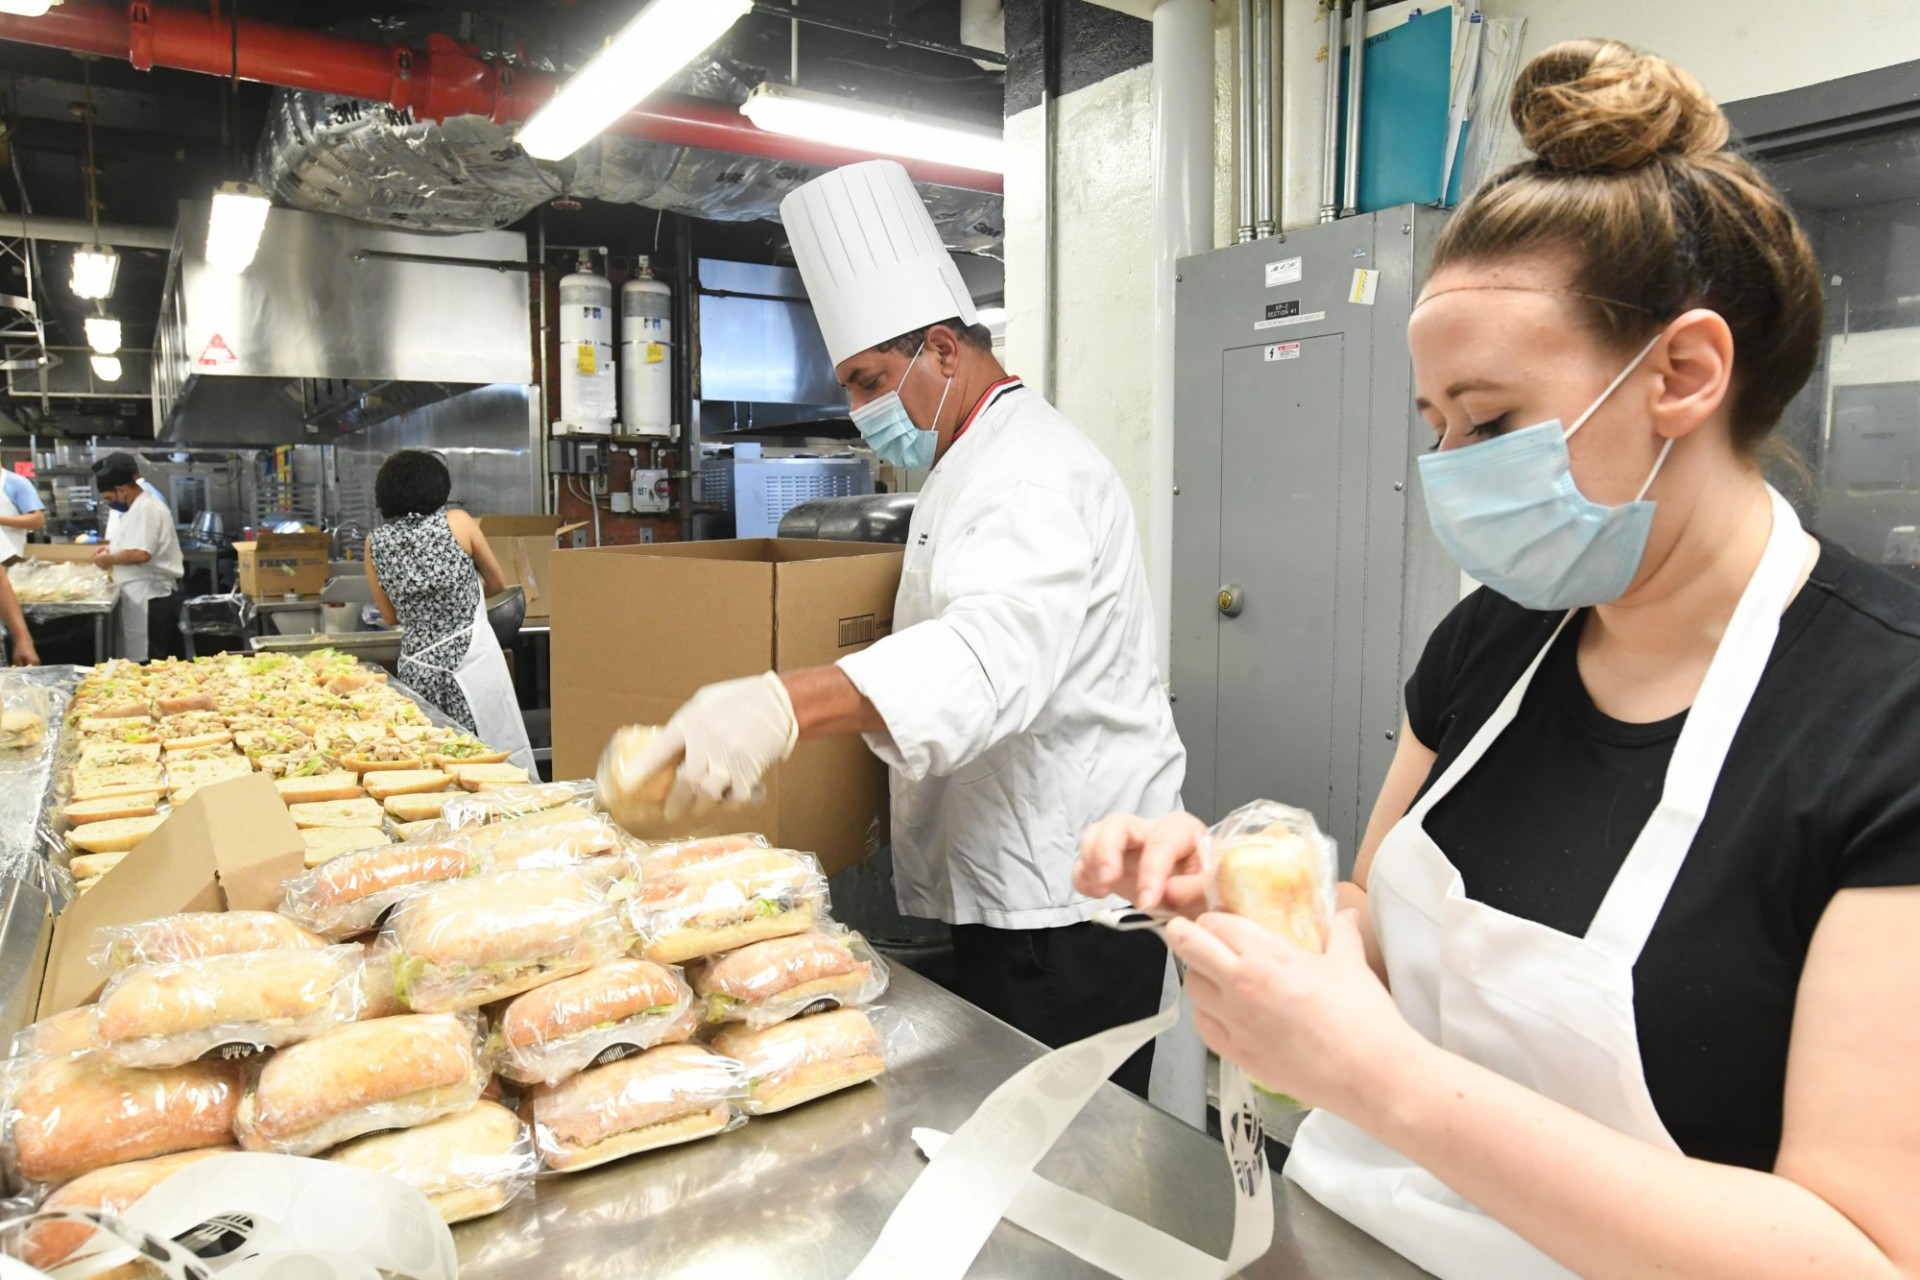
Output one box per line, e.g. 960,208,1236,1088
848,996,1273,1279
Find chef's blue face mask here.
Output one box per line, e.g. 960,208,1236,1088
849,338,951,472
105,491,131,513
1416,332,1668,611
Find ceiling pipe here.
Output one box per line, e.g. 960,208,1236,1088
0,1,1003,195
0,214,172,251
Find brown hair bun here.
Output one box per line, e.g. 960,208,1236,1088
1513,38,1729,173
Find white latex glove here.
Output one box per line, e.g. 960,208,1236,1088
626,672,800,822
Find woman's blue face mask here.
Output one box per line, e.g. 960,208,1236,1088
1416,333,1668,611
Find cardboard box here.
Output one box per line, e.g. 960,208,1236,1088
26,543,101,564
479,516,590,620
38,772,305,1017
235,531,332,598
550,539,903,875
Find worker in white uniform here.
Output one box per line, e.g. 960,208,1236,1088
1077,39,1920,1280
0,468,47,566
92,452,184,661
608,160,1186,1097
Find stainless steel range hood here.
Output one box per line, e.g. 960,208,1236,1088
153,201,532,446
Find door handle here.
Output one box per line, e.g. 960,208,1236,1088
1217,584,1244,618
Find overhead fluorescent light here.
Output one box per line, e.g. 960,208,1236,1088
516,0,752,162
0,1,57,16
90,354,122,382
84,315,121,354
206,181,272,274
740,82,1004,174
69,245,118,300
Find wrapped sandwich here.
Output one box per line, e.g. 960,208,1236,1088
711,1007,886,1115
457,805,631,872
1204,800,1337,953
594,724,677,833
89,910,329,974
233,1012,486,1157
24,1147,235,1272
384,867,626,1013
625,848,827,965
494,958,695,1086
279,840,480,940
527,1042,743,1172
8,1054,243,1185
91,945,366,1068
326,1101,536,1225
633,833,768,878
11,1006,98,1060
691,929,889,1029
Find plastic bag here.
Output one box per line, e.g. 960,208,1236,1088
6,1052,245,1186
526,1042,746,1173
325,1100,537,1226
630,832,770,879
459,806,638,872
382,868,628,1014
233,1012,487,1158
91,945,367,1069
8,1007,96,1061
493,958,696,1087
710,1005,889,1116
89,911,331,974
437,781,594,829
278,840,483,940
1202,799,1338,953
690,927,891,1030
624,848,828,966
0,685,50,763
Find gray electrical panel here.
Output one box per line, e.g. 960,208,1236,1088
1172,205,1460,870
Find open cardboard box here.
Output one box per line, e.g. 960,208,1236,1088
235,532,333,599
478,516,590,620
549,538,903,875
38,772,306,1017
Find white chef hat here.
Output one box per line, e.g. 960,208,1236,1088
780,159,978,367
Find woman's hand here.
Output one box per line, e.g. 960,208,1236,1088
1073,811,1213,917
12,637,38,666
1167,909,1425,1114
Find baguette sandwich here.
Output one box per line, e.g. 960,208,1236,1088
274,770,366,804
527,1042,741,1172
711,1007,886,1115
495,958,694,1086
67,814,165,855
386,868,626,1013
91,945,366,1068
334,740,424,774
1212,820,1330,952
8,1054,243,1184
279,841,480,939
691,929,886,1028
626,848,825,965
594,724,676,832
301,826,392,868
25,1147,236,1272
326,1101,535,1225
91,910,329,973
288,797,386,829
363,769,453,801
452,762,529,791
383,791,462,825
426,734,510,769
62,793,162,826
233,1013,485,1157
11,1005,97,1059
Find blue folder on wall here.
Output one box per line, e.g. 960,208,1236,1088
1338,7,1455,213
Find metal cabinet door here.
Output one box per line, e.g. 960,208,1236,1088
1212,335,1346,827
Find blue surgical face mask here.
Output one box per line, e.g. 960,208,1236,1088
849,339,952,472
1416,334,1668,611
106,496,131,513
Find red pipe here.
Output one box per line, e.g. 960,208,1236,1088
0,1,1003,195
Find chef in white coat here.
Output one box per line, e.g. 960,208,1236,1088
92,452,183,661
0,469,47,566
608,160,1186,1097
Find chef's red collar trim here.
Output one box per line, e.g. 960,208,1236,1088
951,376,1024,446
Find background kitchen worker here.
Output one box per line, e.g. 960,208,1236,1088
0,569,38,666
1077,40,1920,1280
0,468,46,566
605,159,1185,1098
91,452,182,662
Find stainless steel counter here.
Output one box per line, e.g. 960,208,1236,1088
454,967,1431,1279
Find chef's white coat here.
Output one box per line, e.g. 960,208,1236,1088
838,379,1186,929
105,491,184,659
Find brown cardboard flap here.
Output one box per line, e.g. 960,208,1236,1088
38,773,304,1017
26,544,99,564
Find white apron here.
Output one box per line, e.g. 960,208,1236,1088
412,596,535,775
1285,487,1808,1280
114,578,175,661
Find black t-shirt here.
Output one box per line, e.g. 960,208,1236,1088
1404,539,1920,1172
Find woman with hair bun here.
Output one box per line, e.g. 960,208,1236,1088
1077,39,1920,1279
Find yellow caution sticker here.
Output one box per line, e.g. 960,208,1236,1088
645,342,666,364
576,344,596,375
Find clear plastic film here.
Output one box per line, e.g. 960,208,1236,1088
4,669,74,902
435,781,595,831
278,839,483,941
91,945,368,1070
457,806,640,876
20,1146,236,1271
623,848,828,966
1201,799,1338,953
325,1101,537,1226
709,1005,891,1117
234,1012,487,1158
7,1008,95,1062
5,1052,245,1187
6,559,113,606
691,927,891,1030
526,1042,746,1174
493,959,695,1087
89,911,331,974
630,832,770,879
381,868,627,1014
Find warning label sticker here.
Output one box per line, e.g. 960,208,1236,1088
1263,343,1301,362
197,335,239,367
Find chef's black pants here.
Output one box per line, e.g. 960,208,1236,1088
949,920,1167,1099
